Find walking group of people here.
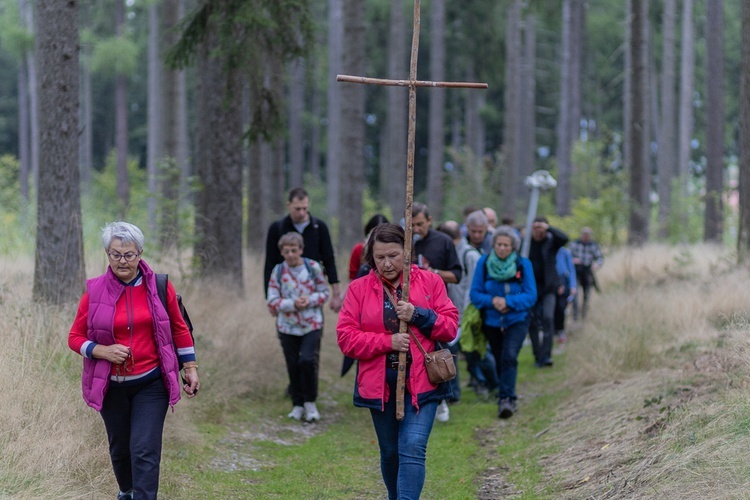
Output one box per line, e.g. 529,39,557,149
261,187,604,499
63,186,603,499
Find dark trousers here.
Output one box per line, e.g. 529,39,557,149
100,376,169,500
278,329,322,406
574,266,594,320
483,318,529,401
528,292,556,364
554,287,571,332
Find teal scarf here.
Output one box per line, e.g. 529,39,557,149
486,251,518,282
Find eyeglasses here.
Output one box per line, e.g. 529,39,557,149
108,251,140,262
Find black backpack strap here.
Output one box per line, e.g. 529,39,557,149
156,273,169,311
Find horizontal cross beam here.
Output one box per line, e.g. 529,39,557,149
337,74,488,89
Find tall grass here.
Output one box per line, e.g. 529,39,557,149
0,251,286,497
550,243,750,498
567,243,745,384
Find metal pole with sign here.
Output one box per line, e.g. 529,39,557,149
520,170,558,258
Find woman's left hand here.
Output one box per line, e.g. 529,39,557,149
182,366,200,398
395,300,415,323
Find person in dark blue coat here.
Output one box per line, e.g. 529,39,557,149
470,226,537,419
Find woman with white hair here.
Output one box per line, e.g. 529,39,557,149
469,225,536,419
68,221,199,499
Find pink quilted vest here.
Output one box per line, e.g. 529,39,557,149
81,260,181,411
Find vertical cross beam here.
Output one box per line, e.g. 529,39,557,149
338,0,487,420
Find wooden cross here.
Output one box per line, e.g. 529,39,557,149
338,0,487,421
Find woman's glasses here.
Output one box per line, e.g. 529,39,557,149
108,252,140,262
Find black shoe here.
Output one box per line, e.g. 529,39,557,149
498,398,516,419
117,491,134,500
543,359,554,367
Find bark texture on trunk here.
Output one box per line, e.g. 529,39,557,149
194,33,244,288
704,0,724,242
627,0,650,245
339,0,366,253
33,0,85,305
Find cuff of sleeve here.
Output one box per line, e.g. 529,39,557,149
83,341,97,359
410,306,434,330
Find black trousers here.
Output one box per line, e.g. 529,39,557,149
278,329,322,406
100,376,169,500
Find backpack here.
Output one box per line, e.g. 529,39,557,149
155,274,194,344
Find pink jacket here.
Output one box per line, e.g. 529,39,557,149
81,260,181,411
337,265,458,410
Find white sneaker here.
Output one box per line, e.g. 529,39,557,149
435,400,450,422
288,406,304,420
304,402,320,422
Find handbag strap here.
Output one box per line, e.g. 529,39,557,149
382,283,430,358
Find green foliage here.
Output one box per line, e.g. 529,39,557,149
167,0,314,142
0,155,33,254
90,36,139,77
440,148,504,223
83,152,149,243
0,1,33,57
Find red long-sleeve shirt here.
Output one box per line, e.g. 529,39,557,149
68,280,194,378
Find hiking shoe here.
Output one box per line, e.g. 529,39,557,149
498,398,516,419
117,491,134,500
288,406,305,420
435,400,450,422
304,402,320,422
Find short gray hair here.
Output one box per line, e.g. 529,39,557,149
102,221,145,252
278,232,304,250
466,210,489,227
492,225,521,252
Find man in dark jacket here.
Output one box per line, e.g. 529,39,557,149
527,216,568,367
264,187,343,312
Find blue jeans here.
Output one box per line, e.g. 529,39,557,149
465,349,499,391
100,375,169,500
483,318,530,401
369,369,438,500
445,341,460,402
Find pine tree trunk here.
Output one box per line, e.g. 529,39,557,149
627,0,650,245
738,0,750,262
146,2,162,233
288,57,306,189
115,0,129,215
22,0,39,192
161,0,182,249
326,0,343,220
18,53,30,201
520,14,536,191
33,0,85,305
502,0,522,218
704,0,724,242
383,0,407,219
79,46,93,192
339,0,366,253
427,0,446,219
569,0,583,143
556,0,573,215
657,0,677,239
677,0,695,195
194,33,244,288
